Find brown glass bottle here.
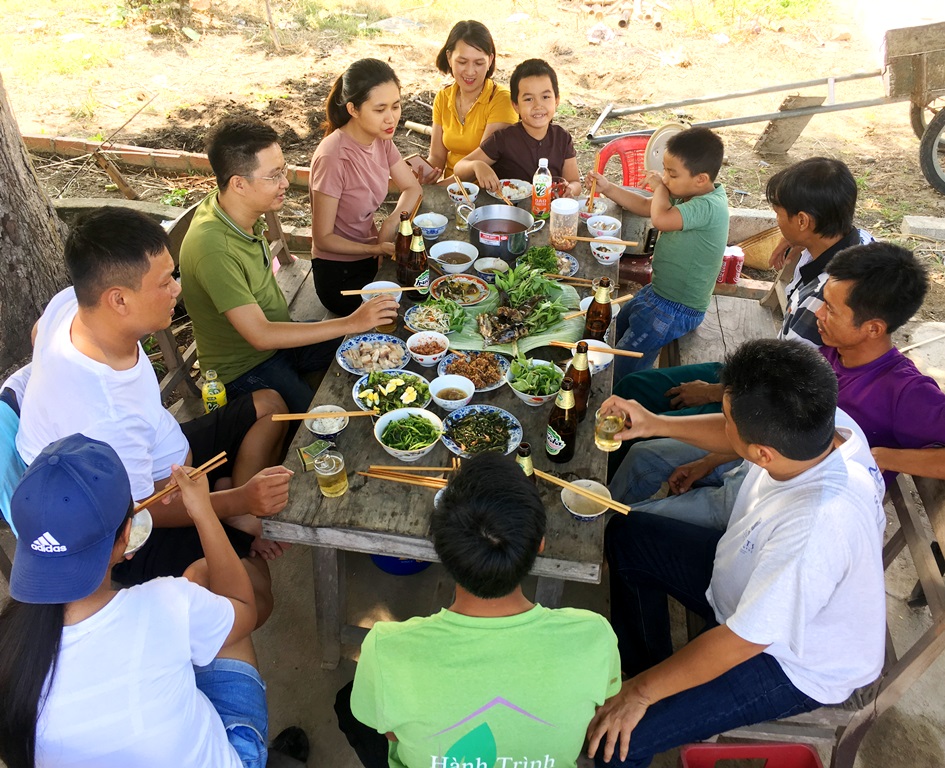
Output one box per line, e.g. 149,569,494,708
565,342,592,422
394,212,412,264
546,378,578,464
397,226,428,302
583,277,612,342
515,443,537,483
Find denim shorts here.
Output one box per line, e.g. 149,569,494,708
194,658,269,768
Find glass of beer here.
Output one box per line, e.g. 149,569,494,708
361,281,400,334
594,409,624,452
313,450,349,498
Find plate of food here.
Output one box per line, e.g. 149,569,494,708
441,404,523,458
437,351,509,392
403,297,467,334
486,179,532,202
430,274,490,306
352,369,432,414
516,245,579,277
336,333,409,375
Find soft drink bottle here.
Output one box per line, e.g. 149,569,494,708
201,369,227,413
532,158,552,218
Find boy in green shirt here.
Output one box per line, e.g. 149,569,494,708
338,454,621,768
588,127,729,379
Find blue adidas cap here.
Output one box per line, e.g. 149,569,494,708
11,433,132,604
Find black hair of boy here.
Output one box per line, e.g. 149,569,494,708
764,157,856,238
65,207,171,308
433,453,546,599
826,242,928,333
720,339,838,461
510,59,559,102
664,127,724,180
206,116,280,191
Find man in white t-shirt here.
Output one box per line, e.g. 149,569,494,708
589,339,886,767
14,207,293,622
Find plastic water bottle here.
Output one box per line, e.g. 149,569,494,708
532,158,552,218
201,369,227,413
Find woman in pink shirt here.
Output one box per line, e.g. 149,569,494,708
309,59,422,316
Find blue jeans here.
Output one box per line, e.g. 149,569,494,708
614,285,705,378
609,438,745,530
600,512,822,768
227,339,340,415
194,658,269,768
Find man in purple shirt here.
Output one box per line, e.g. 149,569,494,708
608,241,945,530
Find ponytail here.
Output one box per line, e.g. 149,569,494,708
0,600,65,768
322,58,401,135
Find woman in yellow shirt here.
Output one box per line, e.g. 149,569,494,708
423,20,518,181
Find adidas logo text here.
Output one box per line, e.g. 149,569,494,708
31,532,67,553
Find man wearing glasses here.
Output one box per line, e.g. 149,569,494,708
180,117,398,416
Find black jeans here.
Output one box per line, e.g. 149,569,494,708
311,257,379,317
335,681,389,768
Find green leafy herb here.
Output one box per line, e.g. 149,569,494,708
381,414,440,451
447,411,512,454
518,245,558,274
357,372,430,414
509,354,564,396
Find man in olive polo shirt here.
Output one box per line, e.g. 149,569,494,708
180,117,397,415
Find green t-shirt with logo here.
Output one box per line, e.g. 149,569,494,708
179,191,291,383
350,605,621,768
650,182,729,312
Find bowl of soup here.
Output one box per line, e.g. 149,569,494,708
429,374,475,411
429,241,477,275
473,257,510,283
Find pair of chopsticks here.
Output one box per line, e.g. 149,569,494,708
533,468,631,515
133,451,228,512
562,292,635,321
358,457,461,489
409,192,424,222
451,174,474,207
573,235,639,247
548,340,644,359
271,410,377,422
544,274,596,286
340,285,423,296
585,150,601,213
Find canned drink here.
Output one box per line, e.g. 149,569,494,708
728,252,744,284
717,253,731,284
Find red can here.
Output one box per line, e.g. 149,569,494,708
717,253,731,283
728,251,744,284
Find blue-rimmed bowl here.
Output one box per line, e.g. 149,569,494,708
437,352,510,393
413,212,449,240
374,407,443,462
352,369,432,413
303,404,349,440
441,404,522,458
336,333,409,375
473,257,509,284
505,359,565,407
561,479,611,522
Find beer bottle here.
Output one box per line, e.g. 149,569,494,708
565,341,592,422
394,211,412,264
515,443,537,483
397,226,429,302
546,378,577,464
583,277,612,342
201,369,227,413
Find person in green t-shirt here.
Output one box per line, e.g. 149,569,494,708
588,127,729,379
180,117,399,415
337,454,621,768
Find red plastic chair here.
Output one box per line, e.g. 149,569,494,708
679,743,824,768
595,135,650,188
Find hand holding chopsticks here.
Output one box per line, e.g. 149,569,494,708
134,451,228,512
533,468,631,515
340,285,423,296
548,340,644,358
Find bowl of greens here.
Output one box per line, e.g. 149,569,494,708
505,355,565,406
353,370,431,414
374,408,443,462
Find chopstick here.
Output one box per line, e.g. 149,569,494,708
544,274,596,286
548,340,644,358
133,451,227,512
533,468,631,515
357,471,447,489
498,185,516,206
586,152,600,213
369,465,456,472
409,192,424,222
340,285,423,296
573,235,639,247
562,293,635,320
272,410,377,422
452,174,474,206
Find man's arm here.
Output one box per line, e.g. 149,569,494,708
600,396,735,454
872,447,945,481
587,625,767,762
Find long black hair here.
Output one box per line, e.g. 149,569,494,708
435,20,497,79
323,58,400,135
0,508,132,768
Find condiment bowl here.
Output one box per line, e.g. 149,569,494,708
561,479,612,522
406,331,450,367
429,374,475,411
124,509,153,556
586,214,622,238
578,338,615,375
429,241,477,275
360,280,401,303
304,404,349,440
413,212,449,240
473,257,509,284
374,407,443,463
577,197,608,221
590,237,626,265
505,359,565,407
447,181,479,205
579,296,622,320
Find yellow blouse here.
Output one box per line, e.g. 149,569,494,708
433,79,518,177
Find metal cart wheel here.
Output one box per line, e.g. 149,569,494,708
919,107,945,195
911,97,945,140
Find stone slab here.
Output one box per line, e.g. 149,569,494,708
902,216,945,241
728,207,779,246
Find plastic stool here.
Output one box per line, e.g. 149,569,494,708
596,135,650,188
679,743,824,768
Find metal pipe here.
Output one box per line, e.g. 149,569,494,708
608,70,882,116
586,102,614,140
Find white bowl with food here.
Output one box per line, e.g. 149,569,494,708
578,338,615,375
590,237,626,265
429,374,475,411
353,370,431,413
586,214,622,239
447,181,479,205
360,280,401,303
303,404,350,440
579,296,622,320
406,331,450,368
124,509,153,556
577,197,608,220
473,257,509,284
561,479,612,522
505,358,565,407
413,212,449,240
374,407,443,463
429,241,477,275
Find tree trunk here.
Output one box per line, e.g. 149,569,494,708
0,72,69,374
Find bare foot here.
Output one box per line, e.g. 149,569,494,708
250,537,292,561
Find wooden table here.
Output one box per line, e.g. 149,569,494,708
263,185,622,669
